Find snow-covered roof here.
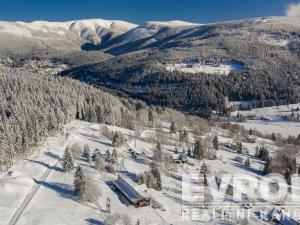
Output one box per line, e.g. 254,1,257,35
112,176,144,203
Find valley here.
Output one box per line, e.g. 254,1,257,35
0,13,299,225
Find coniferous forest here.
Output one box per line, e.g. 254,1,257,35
0,66,132,171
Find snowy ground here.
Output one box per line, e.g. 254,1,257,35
231,104,300,138
260,34,289,46
165,61,244,75
0,120,298,225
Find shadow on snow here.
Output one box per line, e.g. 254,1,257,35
33,179,75,200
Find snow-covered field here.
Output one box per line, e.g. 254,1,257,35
231,104,300,138
236,121,300,138
165,61,244,75
259,34,289,46
0,119,298,225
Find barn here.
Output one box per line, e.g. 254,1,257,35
112,176,150,208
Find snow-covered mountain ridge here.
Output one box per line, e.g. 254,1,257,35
0,18,201,45
0,19,138,44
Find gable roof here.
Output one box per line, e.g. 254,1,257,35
112,176,144,203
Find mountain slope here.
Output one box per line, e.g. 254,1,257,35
0,19,136,60
62,17,300,117
1,16,300,117
0,19,137,44
98,20,200,55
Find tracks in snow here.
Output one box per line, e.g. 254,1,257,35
7,132,75,225
7,162,58,225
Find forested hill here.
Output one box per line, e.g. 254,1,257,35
0,66,133,171
62,17,300,117
1,17,300,118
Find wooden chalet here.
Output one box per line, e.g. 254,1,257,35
112,176,150,208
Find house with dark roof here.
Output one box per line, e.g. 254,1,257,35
112,176,150,208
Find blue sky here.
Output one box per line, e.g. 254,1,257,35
0,0,299,23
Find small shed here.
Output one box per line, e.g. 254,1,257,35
112,176,150,208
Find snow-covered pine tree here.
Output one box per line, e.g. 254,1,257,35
63,147,74,172
263,157,272,175
153,142,162,162
105,150,111,161
170,121,177,133
284,170,292,185
148,109,153,122
179,129,188,142
193,140,204,160
74,165,84,196
249,129,253,135
87,106,97,123
213,135,219,151
112,132,119,147
83,144,92,163
236,141,243,154
258,146,269,161
150,162,162,191
110,148,118,163
112,131,125,147
183,129,188,141
200,163,208,174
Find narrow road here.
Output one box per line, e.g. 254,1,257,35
7,131,74,225
7,161,58,225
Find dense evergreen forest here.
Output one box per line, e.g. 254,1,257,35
63,48,299,117
0,66,133,171
62,19,300,117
